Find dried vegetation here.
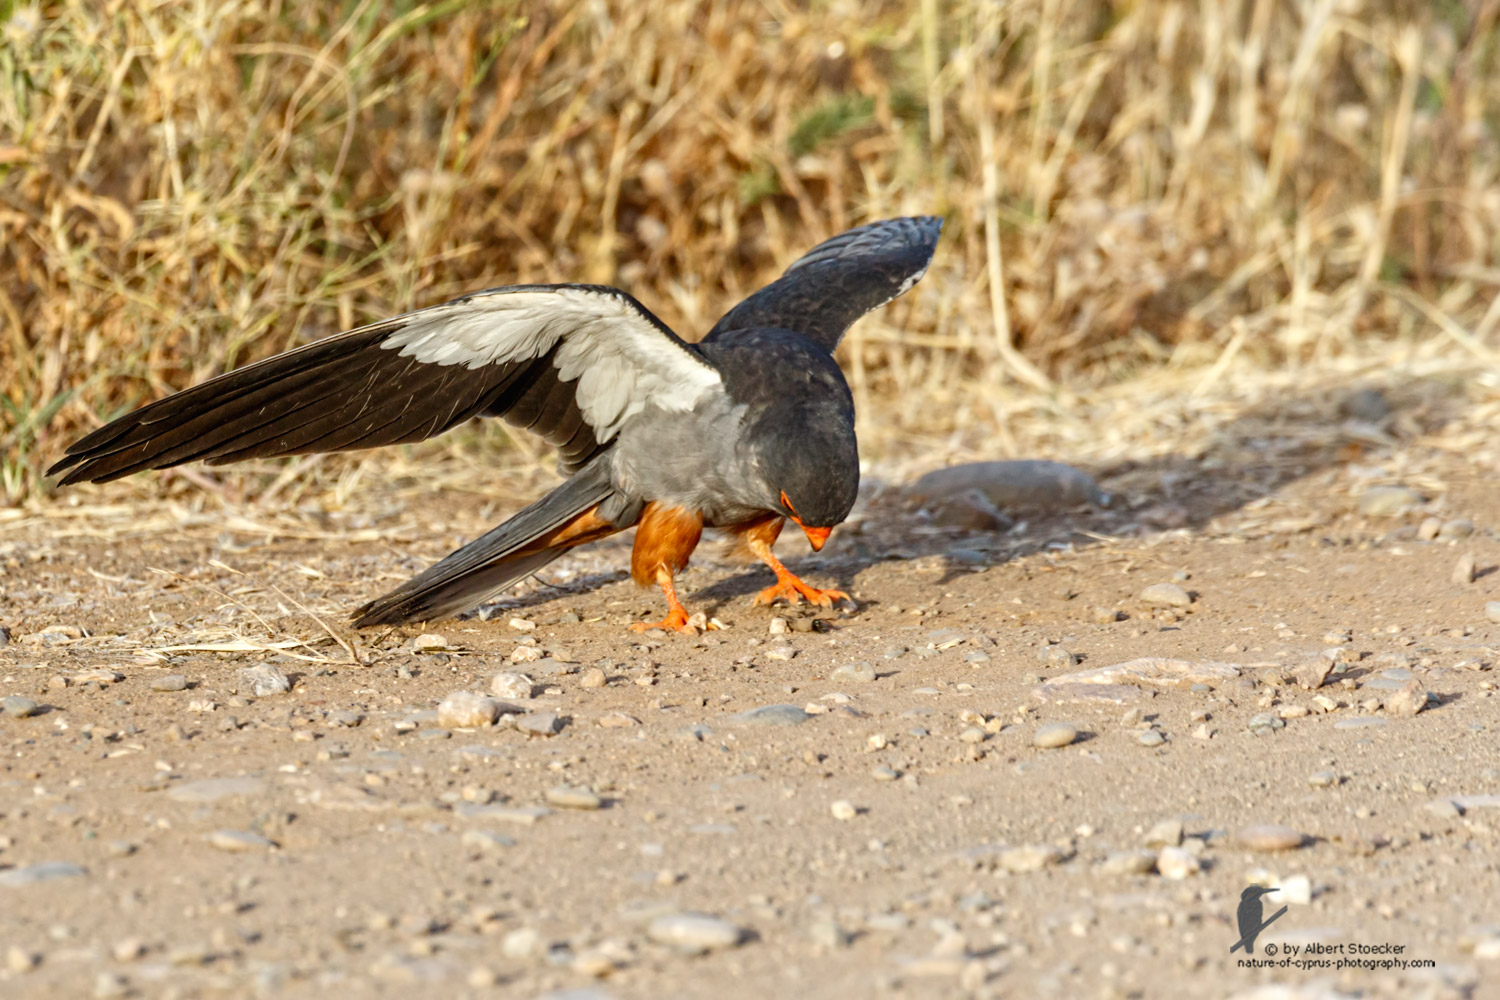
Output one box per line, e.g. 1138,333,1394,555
2,0,1498,504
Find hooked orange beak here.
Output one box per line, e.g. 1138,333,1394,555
800,524,832,551
781,490,832,551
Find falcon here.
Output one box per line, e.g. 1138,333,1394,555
49,216,943,633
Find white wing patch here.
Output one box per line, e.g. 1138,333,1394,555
377,287,721,443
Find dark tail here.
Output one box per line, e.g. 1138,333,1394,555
353,460,638,627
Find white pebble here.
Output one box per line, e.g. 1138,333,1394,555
1033,723,1078,749
489,672,534,700
437,692,500,729
830,800,858,821
1157,846,1201,879
647,913,745,953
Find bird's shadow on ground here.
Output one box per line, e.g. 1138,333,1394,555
696,371,1468,611
480,371,1468,621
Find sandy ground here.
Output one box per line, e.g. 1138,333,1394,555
3,365,1500,1000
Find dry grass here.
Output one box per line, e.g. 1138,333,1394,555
3,0,1499,504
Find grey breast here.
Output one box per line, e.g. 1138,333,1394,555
608,392,767,527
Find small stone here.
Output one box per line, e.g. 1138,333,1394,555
1383,678,1428,717
999,845,1061,873
327,709,363,728
1040,645,1079,667
412,634,449,652
871,765,899,781
909,460,1104,509
1438,518,1475,540
1358,485,1422,516
206,829,276,853
1033,723,1078,749
830,800,858,821
1486,602,1500,625
1308,770,1339,788
516,712,563,737
1417,516,1442,541
74,667,124,685
1140,583,1192,608
546,786,603,810
0,861,87,886
578,667,608,689
1292,656,1333,690
488,672,534,700
1425,798,1462,819
646,913,745,954
93,972,129,999
1143,819,1183,848
597,712,639,728
166,777,264,803
1236,824,1306,852
830,661,876,684
2,695,40,718
437,692,501,729
1135,729,1165,747
1248,713,1285,734
1100,850,1158,875
1093,607,1124,624
150,675,188,693
111,938,146,962
461,830,517,851
501,928,542,959
509,645,543,664
808,919,852,950
728,704,808,726
768,617,789,635
508,617,536,632
235,664,290,697
1156,846,1201,879
958,727,986,744
1453,553,1477,585
1278,874,1312,905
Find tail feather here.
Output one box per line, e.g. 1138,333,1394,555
353,463,632,627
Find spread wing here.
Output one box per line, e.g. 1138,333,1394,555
49,284,722,484
705,216,943,353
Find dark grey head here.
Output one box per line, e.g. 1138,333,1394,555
746,385,859,549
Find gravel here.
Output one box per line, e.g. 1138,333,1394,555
149,674,189,692
1140,582,1192,608
1236,824,1307,851
0,861,88,887
1,695,40,718
206,829,276,852
830,661,876,683
235,664,291,697
1033,723,1078,749
438,692,502,729
489,672,534,700
646,913,746,954
545,786,603,810
727,704,809,726
1358,485,1422,516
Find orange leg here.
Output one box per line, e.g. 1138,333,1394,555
746,536,851,608
630,566,699,634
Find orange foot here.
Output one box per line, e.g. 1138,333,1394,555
754,573,851,608
629,607,699,634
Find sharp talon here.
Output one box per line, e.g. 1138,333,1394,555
753,578,851,608
630,610,699,635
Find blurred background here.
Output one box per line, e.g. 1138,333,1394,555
2,0,1497,506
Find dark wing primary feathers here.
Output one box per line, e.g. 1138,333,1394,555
705,216,943,353
48,284,722,485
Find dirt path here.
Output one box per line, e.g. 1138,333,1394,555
3,371,1498,999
